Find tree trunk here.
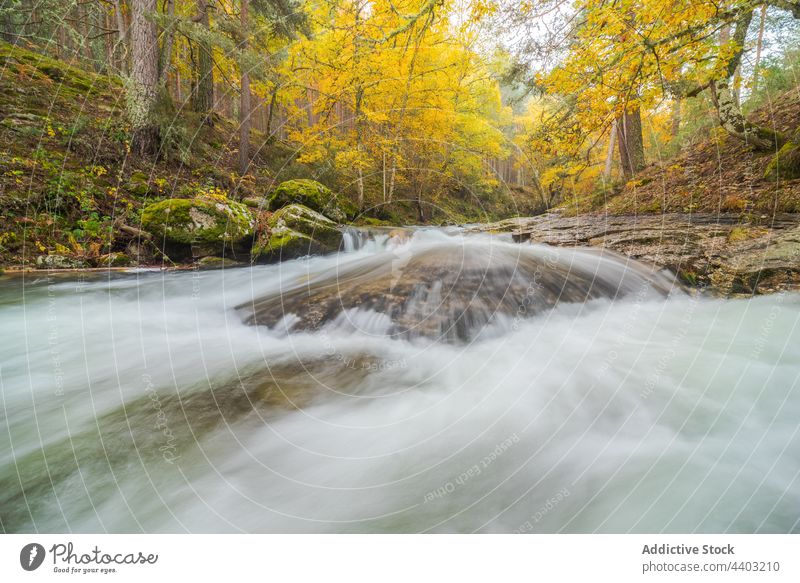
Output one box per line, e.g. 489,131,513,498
239,0,250,175
752,5,767,92
616,108,645,178
113,0,128,74
79,4,94,68
159,0,176,85
353,3,365,210
711,10,783,151
387,156,397,203
265,88,277,136
128,0,160,157
104,10,115,71
671,99,681,141
603,120,617,179
194,0,214,124
415,182,425,223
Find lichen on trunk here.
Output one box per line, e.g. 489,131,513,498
709,9,784,152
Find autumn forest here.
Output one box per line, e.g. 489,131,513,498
0,0,800,267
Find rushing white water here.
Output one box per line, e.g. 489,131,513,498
1,228,799,533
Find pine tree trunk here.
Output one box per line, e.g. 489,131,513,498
239,0,250,175
159,0,176,85
194,0,214,124
79,4,94,68
104,11,115,71
113,0,128,74
128,0,160,157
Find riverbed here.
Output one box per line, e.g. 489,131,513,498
1,228,799,532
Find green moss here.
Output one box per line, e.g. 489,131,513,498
94,252,130,267
765,142,800,182
356,217,395,227
727,226,767,243
678,270,699,287
267,179,356,222
195,256,243,270
141,197,255,246
251,204,343,262
0,41,112,98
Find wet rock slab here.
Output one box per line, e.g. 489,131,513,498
471,213,800,295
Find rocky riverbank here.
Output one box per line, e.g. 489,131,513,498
472,213,800,296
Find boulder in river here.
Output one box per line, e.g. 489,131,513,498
141,196,255,258
251,204,344,263
267,179,355,223
242,230,676,342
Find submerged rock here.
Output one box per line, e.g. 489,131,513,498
242,234,675,342
141,196,255,257
267,179,355,223
251,204,343,263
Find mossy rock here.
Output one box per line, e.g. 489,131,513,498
251,204,343,263
765,142,800,182
267,179,355,223
94,252,130,268
141,197,256,256
126,171,152,196
242,197,264,209
35,255,87,270
356,217,396,227
195,256,244,270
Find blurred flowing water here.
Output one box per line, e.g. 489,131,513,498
1,228,799,533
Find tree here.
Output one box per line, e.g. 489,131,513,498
193,0,214,123
239,0,251,174
616,108,645,178
282,0,509,218
707,9,781,150
128,0,160,156
752,5,767,91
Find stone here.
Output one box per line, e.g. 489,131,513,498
470,212,800,296
35,255,86,269
94,252,130,267
141,196,256,257
267,179,355,223
251,204,343,263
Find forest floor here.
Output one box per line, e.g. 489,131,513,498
560,88,800,217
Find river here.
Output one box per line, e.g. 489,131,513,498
1,228,799,532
